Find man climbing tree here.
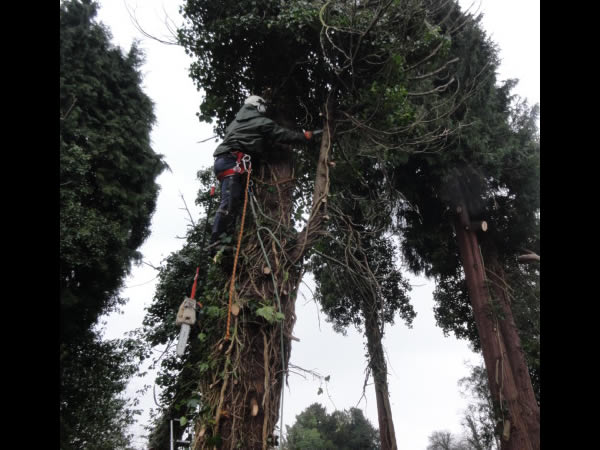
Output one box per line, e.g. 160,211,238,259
208,95,316,254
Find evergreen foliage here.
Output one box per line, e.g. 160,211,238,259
60,0,165,447
60,330,145,450
60,0,166,342
375,3,541,403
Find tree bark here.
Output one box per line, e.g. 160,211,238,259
480,246,540,448
453,208,539,450
363,303,398,450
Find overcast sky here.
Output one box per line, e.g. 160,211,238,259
94,1,539,448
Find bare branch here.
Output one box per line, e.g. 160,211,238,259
179,191,196,227
124,1,179,46
197,135,219,143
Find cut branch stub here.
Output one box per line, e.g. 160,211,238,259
456,206,487,232
467,220,488,232
250,397,259,417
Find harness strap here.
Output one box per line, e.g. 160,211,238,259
216,151,249,181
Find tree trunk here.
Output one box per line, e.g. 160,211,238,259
363,303,398,450
192,98,335,450
453,209,539,450
480,246,540,447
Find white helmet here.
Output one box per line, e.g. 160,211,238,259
244,95,267,113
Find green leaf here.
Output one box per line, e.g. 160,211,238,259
255,305,276,323
180,416,187,426
255,304,285,323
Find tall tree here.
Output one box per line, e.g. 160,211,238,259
384,9,541,449
305,2,538,449
60,0,166,343
308,186,415,450
60,0,165,447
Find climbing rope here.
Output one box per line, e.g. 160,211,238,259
225,168,252,341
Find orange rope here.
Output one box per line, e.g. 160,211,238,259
225,169,252,340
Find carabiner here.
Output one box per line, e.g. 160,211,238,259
241,154,252,171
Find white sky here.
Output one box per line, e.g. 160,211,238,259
94,1,539,448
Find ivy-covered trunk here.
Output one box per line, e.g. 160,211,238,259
453,210,539,450
192,101,334,450
363,303,398,450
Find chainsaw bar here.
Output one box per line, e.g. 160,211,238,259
176,323,191,356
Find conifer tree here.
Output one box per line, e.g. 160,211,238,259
60,1,165,447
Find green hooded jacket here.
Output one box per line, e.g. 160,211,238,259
213,105,307,157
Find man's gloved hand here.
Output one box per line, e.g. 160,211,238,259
304,130,313,140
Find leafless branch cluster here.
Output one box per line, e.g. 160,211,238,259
124,1,180,46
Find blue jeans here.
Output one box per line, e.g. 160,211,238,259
210,154,244,245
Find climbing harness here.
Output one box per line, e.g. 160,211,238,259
224,154,252,340
216,151,252,181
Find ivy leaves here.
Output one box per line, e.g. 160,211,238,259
255,303,285,323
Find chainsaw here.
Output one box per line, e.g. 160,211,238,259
175,267,202,356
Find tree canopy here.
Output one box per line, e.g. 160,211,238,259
283,403,380,450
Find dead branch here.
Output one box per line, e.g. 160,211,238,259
179,191,196,227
